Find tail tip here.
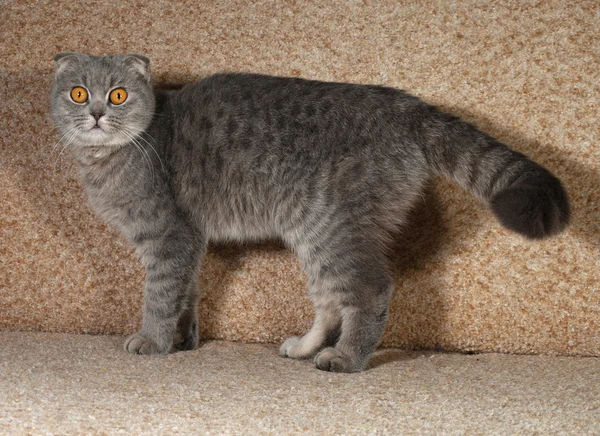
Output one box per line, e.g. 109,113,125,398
490,172,570,240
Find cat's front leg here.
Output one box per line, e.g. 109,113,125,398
124,224,204,355
174,275,201,351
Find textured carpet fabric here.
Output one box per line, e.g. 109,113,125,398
1,1,599,356
1,333,599,434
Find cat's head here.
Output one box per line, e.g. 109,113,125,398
50,53,155,149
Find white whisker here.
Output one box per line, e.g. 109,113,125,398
53,127,80,167
123,126,166,174
51,126,79,154
120,129,155,182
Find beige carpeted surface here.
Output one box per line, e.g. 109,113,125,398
1,332,599,434
1,0,599,356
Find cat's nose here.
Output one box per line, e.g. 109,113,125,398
91,112,104,121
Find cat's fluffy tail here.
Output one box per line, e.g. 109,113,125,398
421,111,570,239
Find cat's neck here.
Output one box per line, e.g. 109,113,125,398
74,142,142,198
73,143,127,167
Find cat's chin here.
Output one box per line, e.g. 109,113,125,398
77,128,128,147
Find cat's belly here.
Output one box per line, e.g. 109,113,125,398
203,217,280,243
197,205,282,244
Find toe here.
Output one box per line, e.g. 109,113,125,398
314,347,365,373
279,337,301,357
124,333,162,355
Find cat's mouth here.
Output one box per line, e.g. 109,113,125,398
77,124,112,145
88,124,107,135
77,126,130,148
88,127,105,137
89,120,105,131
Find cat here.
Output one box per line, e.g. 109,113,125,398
50,53,570,373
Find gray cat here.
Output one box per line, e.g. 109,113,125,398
50,53,569,372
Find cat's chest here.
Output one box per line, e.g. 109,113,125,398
87,186,138,230
83,169,161,238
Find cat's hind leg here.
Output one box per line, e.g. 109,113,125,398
283,230,393,371
306,240,393,373
279,299,341,359
313,266,393,373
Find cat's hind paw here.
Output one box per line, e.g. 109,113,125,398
314,347,366,373
279,336,319,359
279,336,302,358
124,333,166,355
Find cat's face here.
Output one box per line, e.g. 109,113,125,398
51,53,155,149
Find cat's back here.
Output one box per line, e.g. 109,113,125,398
174,72,422,116
162,73,431,243
167,72,428,161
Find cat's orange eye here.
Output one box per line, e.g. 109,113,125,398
70,87,88,104
109,88,128,105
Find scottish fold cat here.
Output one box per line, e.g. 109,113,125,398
50,53,569,372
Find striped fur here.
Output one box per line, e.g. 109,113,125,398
51,53,569,372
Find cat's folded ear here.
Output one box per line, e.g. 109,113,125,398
53,52,85,77
122,54,152,83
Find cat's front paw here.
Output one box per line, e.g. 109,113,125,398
124,333,167,355
174,322,199,351
314,347,366,373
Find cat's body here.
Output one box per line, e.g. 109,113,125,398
51,53,569,372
